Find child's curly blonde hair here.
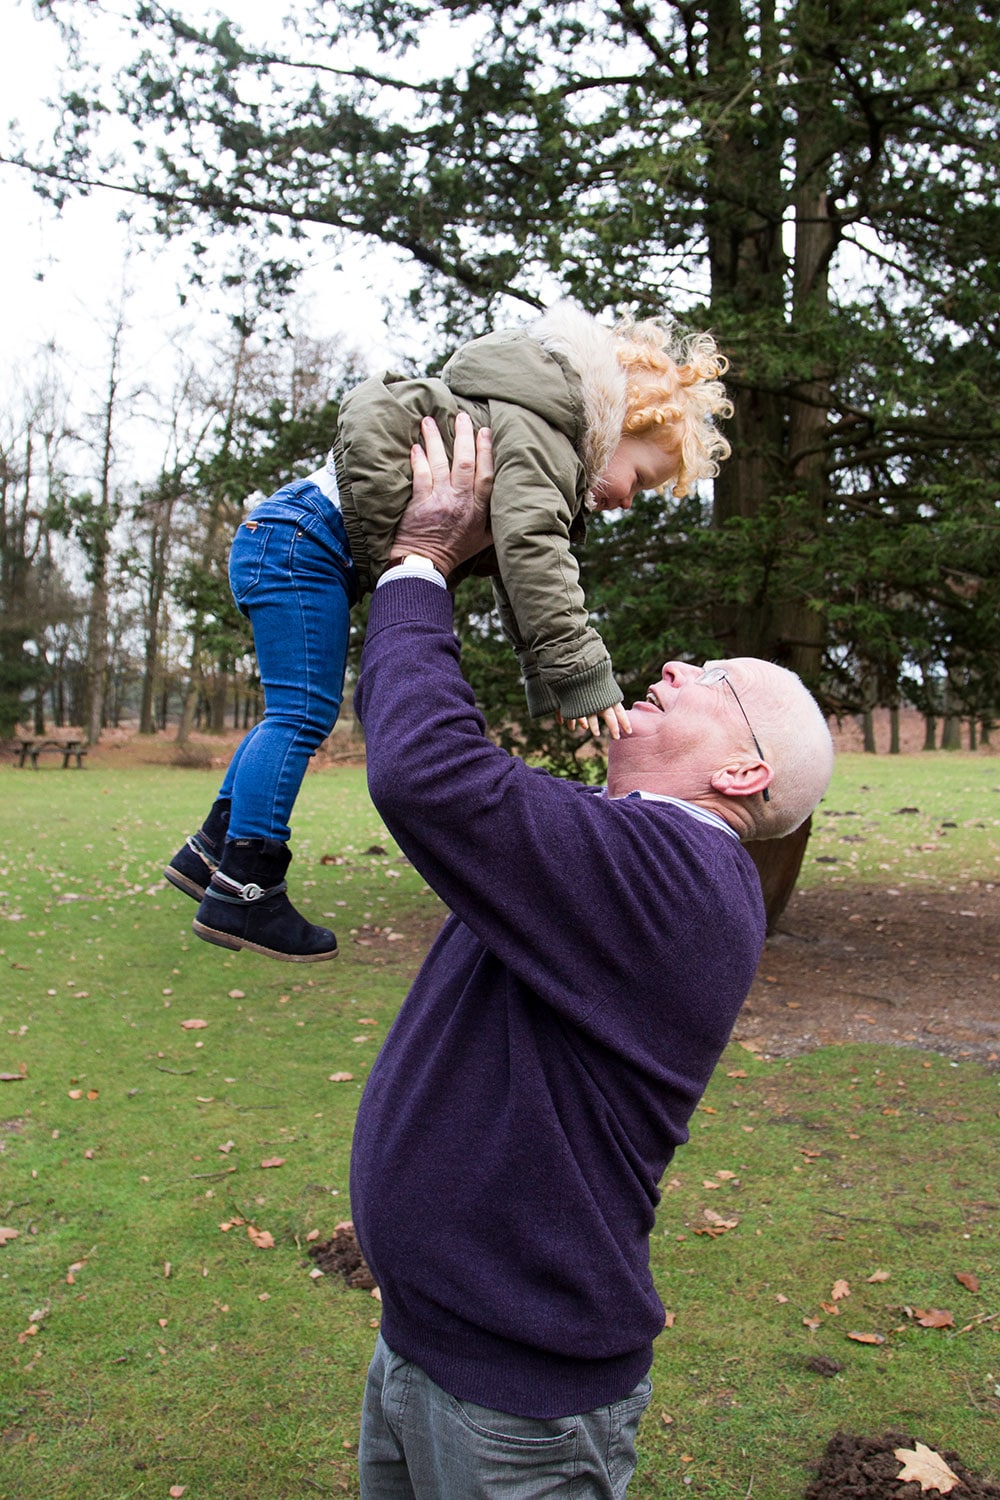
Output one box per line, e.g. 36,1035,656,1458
614,317,733,497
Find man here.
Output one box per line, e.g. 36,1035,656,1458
349,413,834,1498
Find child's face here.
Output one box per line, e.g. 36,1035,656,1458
593,434,679,511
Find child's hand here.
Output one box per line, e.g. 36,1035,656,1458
560,705,632,739
606,703,633,739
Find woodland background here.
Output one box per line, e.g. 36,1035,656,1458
1,0,998,766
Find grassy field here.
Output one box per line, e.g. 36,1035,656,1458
1,754,998,1498
801,750,1000,888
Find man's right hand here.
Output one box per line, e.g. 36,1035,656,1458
390,412,494,578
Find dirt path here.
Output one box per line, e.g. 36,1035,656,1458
734,880,1000,1070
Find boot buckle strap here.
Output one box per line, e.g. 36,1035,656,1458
211,870,287,903
186,832,220,869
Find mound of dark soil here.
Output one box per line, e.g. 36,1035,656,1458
307,1220,377,1290
805,1430,1000,1498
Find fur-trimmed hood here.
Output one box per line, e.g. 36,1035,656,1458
441,301,626,487
528,302,626,483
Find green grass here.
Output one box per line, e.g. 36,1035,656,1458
804,751,1000,887
1,757,998,1498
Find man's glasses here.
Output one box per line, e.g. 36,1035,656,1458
695,667,771,802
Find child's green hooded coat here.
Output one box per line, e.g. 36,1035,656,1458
333,302,627,721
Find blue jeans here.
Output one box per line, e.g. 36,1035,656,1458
358,1334,652,1500
218,480,357,842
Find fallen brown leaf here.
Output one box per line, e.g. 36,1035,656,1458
260,1157,285,1170
846,1330,885,1344
0,1227,20,1246
909,1307,955,1329
693,1208,739,1238
180,1019,208,1030
955,1271,980,1293
892,1441,961,1494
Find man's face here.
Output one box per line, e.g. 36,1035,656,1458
607,659,762,798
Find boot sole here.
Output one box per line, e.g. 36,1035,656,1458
192,920,338,963
164,866,208,901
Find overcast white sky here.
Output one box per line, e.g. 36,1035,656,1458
0,0,433,471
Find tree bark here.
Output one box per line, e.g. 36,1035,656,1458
745,816,813,935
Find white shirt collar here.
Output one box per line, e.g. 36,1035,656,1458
612,789,740,840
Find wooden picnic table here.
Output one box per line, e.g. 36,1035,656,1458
16,738,89,769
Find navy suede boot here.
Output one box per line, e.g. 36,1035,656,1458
163,797,232,901
192,837,338,962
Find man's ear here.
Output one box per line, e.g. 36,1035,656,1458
710,759,773,800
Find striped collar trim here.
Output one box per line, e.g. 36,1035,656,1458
621,790,740,840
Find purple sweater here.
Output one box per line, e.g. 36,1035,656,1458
350,578,766,1419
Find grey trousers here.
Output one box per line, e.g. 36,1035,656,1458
358,1333,652,1499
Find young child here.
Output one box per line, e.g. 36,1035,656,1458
164,301,732,961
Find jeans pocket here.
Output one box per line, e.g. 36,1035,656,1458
229,520,273,609
606,1377,652,1495
447,1395,577,1452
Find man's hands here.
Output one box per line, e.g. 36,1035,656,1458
390,412,494,578
390,414,629,741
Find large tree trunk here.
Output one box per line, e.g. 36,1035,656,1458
745,816,813,935
703,0,836,924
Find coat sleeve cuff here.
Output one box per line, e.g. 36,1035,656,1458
550,660,623,720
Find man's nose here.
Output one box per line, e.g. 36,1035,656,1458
661,661,698,684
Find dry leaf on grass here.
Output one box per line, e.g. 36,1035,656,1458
247,1225,275,1249
260,1156,285,1169
955,1270,980,1292
180,1018,208,1030
846,1330,886,1344
0,1227,20,1246
907,1306,955,1329
327,1072,354,1082
693,1208,738,1237
893,1441,961,1494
